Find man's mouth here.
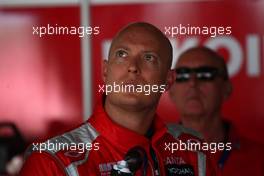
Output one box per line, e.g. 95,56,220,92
122,80,143,86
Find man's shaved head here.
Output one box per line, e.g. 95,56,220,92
108,22,173,69
103,22,175,113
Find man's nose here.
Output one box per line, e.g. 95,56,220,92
127,58,140,74
188,74,199,87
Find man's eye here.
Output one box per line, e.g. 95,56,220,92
116,50,128,58
144,54,155,61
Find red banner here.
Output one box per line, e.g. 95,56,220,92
0,7,83,140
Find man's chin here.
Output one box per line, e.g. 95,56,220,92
182,107,204,118
185,100,203,110
110,92,151,107
119,92,143,102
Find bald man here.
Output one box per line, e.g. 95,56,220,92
169,46,264,175
20,23,215,176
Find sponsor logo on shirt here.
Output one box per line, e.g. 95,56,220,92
165,164,194,176
99,162,116,175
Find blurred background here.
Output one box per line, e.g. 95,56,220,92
0,0,263,175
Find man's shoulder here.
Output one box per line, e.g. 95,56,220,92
20,151,65,176
25,122,100,158
160,124,214,176
166,123,203,140
21,122,101,175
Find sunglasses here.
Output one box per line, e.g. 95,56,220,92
175,66,224,82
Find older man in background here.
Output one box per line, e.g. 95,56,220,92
169,46,264,175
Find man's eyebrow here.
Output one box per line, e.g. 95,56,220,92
112,45,130,51
111,44,162,58
143,50,159,54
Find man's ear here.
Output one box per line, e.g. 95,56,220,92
102,60,108,83
165,70,176,91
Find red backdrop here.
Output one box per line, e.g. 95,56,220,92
0,1,263,144
0,7,83,141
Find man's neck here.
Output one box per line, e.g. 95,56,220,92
181,113,226,143
104,99,156,135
